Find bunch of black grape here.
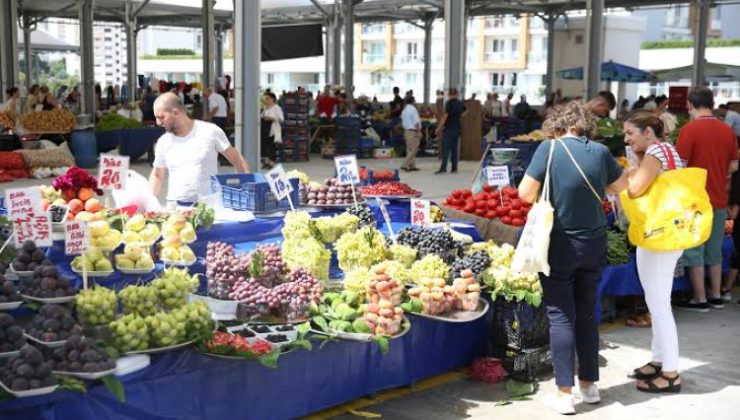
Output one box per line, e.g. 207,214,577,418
0,261,7,275
11,240,52,272
19,265,75,299
0,274,21,303
250,244,288,288
396,226,459,263
206,241,251,299
0,344,56,391
451,251,491,279
26,304,81,343
50,334,116,373
0,313,25,353
232,267,322,320
346,204,376,228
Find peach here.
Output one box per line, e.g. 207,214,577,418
461,269,474,278
84,197,102,213
379,308,394,318
62,188,77,202
77,187,95,201
68,199,84,214
376,281,390,292
375,273,389,282
366,303,380,314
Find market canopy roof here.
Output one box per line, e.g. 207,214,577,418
556,61,653,83
15,28,79,52
651,61,740,82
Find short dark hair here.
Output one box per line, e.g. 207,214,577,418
5,87,18,96
393,87,399,94
719,104,729,110
404,96,415,105
264,92,277,101
596,90,616,110
688,87,714,109
622,109,665,139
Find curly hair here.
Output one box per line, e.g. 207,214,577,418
542,101,598,139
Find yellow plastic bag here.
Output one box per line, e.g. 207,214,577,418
620,167,712,251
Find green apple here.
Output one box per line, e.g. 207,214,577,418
116,257,135,270
179,225,196,243
86,248,105,263
89,220,110,238
162,224,178,238
135,257,153,270
178,245,196,262
95,258,113,272
122,230,142,244
123,244,145,260
125,214,146,232
161,247,180,261
99,230,121,249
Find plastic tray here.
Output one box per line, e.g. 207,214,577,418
407,298,489,323
21,294,76,304
9,267,34,278
0,349,21,358
161,259,196,267
52,367,116,380
0,380,58,398
124,338,197,355
0,300,23,310
116,266,155,275
71,267,115,278
311,317,410,342
23,333,68,348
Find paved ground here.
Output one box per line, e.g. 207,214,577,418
325,305,740,420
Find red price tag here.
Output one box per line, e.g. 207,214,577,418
98,154,129,190
410,199,430,226
65,221,89,255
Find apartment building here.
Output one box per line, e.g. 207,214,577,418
93,23,128,89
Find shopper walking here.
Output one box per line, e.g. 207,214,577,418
622,110,684,393
204,88,228,130
400,96,422,172
434,88,466,174
518,101,627,415
675,87,738,312
261,92,284,169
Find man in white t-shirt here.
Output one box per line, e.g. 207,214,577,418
400,96,422,171
149,93,249,204
204,88,228,130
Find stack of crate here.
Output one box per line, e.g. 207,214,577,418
281,92,310,162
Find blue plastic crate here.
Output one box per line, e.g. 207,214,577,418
365,168,400,186
360,137,376,148
211,173,300,213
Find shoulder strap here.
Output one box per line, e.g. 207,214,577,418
541,140,555,202
556,139,602,202
655,142,677,170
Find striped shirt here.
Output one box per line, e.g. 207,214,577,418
645,142,684,172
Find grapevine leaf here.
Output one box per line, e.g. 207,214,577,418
258,349,281,369
373,336,389,355
296,322,311,336
524,292,533,306
101,375,126,403
316,335,336,349
312,316,329,332
291,338,313,352
494,400,512,406
490,290,499,302
515,290,526,302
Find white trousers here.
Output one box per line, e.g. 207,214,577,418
636,247,682,372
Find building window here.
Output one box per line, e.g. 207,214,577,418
510,39,519,60
267,73,274,84
362,23,384,35
196,34,202,50
363,41,385,64
406,72,417,86
511,73,517,87
371,72,382,85
406,42,418,58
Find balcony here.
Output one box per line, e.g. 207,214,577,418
393,55,424,66
484,52,520,63
363,53,386,65
528,51,547,64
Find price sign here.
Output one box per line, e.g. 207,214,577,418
4,188,42,220
486,166,510,187
334,154,359,186
98,154,129,190
410,199,431,226
375,197,391,224
15,212,52,247
265,164,293,200
65,221,89,255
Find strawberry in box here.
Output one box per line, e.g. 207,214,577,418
443,186,529,227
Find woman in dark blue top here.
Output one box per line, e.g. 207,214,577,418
518,101,627,414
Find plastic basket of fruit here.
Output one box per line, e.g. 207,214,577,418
211,173,300,213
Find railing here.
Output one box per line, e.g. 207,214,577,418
528,52,547,64
393,55,424,65
363,53,386,65
484,52,520,62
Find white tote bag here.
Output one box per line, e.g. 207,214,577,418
511,141,555,276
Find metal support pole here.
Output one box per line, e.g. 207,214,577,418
331,4,342,86
584,0,604,99
215,26,224,83
692,0,709,87
22,15,33,93
78,0,95,119
324,25,331,85
342,0,354,102
234,0,260,172
0,0,19,103
202,0,215,91
125,1,138,102
544,15,556,100
423,18,433,105
443,0,465,94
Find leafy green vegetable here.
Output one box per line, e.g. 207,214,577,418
607,229,631,266
95,113,144,132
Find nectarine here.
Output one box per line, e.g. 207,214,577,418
77,187,95,201
84,198,102,213
68,199,84,214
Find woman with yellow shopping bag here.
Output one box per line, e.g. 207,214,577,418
621,110,711,394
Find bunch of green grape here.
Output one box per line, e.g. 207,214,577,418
119,285,158,317
386,244,418,268
313,213,360,243
410,254,451,284
75,286,118,325
335,227,387,271
343,269,374,294
145,312,186,347
281,211,314,240
109,313,149,352
282,237,331,280
151,268,199,310
174,301,212,340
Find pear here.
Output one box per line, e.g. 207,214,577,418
179,225,196,243
125,214,146,232
89,220,110,238
123,244,146,260
86,248,105,263
161,247,180,261
166,213,188,231
116,257,136,270
178,245,196,262
95,258,113,272
122,230,142,244
135,256,154,270
160,234,183,249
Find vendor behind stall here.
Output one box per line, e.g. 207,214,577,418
149,92,250,205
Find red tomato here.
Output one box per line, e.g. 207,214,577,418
496,207,508,217
509,209,523,218
475,208,486,217
476,201,488,211
487,199,498,209
500,205,512,214
463,203,475,213
510,199,522,210
500,216,513,225
511,217,526,227
452,190,462,199
483,184,493,193
462,190,472,198
485,210,498,219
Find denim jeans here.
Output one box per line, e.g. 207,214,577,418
439,128,460,171
540,229,607,387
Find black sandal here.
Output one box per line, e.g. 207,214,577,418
636,373,681,394
630,362,662,380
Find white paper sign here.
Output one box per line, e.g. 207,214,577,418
334,154,360,186
486,166,510,187
65,221,89,255
410,199,431,226
98,154,129,190
375,197,391,224
4,188,42,220
265,164,293,200
13,212,52,248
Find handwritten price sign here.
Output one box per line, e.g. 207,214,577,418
486,166,510,187
410,199,431,226
4,188,42,220
266,164,293,200
98,154,129,190
65,221,89,255
13,211,53,248
334,155,359,186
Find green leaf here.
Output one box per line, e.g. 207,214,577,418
510,396,533,401
490,290,499,302
515,290,526,302
58,377,87,394
531,292,542,308
373,336,389,355
312,316,329,332
506,379,535,397
291,338,313,352
104,346,120,360
296,322,311,337
258,349,281,369
101,375,126,403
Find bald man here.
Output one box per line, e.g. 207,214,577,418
149,92,249,205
